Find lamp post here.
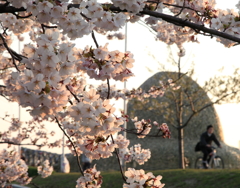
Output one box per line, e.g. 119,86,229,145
122,22,128,171
18,39,21,156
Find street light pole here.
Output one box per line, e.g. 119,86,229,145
123,22,127,138
122,22,128,171
18,39,21,156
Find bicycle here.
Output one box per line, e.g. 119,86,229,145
195,146,224,169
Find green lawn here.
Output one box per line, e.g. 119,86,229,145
27,169,240,188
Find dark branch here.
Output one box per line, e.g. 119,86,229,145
110,135,127,182
181,90,240,129
0,4,26,13
12,12,32,18
66,85,80,103
0,34,21,72
41,24,58,34
107,78,110,99
91,31,99,48
55,117,84,175
2,3,240,43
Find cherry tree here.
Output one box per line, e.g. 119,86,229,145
130,48,240,169
0,0,240,187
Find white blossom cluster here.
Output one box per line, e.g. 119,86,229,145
2,0,129,40
78,43,135,81
111,0,146,14
4,30,74,118
115,134,130,149
152,20,197,50
37,159,54,178
62,88,125,159
5,30,134,118
0,13,33,35
76,165,102,188
119,143,151,165
123,168,165,188
0,115,61,149
132,117,152,138
0,150,32,187
210,9,240,47
74,136,118,160
107,32,125,40
173,0,240,47
96,81,174,100
1,0,239,48
7,0,29,9
153,122,171,138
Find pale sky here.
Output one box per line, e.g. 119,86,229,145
0,0,240,154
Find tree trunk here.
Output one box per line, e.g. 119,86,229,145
178,128,185,169
178,88,185,169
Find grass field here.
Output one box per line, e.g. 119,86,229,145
26,169,240,188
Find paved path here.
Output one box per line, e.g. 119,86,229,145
13,185,30,188
9,184,30,188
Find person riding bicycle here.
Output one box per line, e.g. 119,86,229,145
197,125,221,169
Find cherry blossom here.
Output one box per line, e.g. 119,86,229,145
0,150,32,187
124,168,165,188
76,165,102,188
37,160,54,178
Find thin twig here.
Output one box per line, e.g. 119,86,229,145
107,78,110,99
12,12,32,19
41,24,58,34
91,31,99,48
110,135,127,182
55,117,84,175
0,94,11,101
184,90,196,113
0,34,20,72
66,85,80,103
124,129,164,137
181,89,240,129
174,0,186,17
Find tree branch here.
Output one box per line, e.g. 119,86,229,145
174,0,186,17
181,90,240,129
106,5,240,44
184,90,196,113
41,24,58,34
2,3,239,43
55,117,84,175
110,135,127,182
12,12,32,19
66,85,80,103
91,31,99,48
0,34,20,72
107,78,110,99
